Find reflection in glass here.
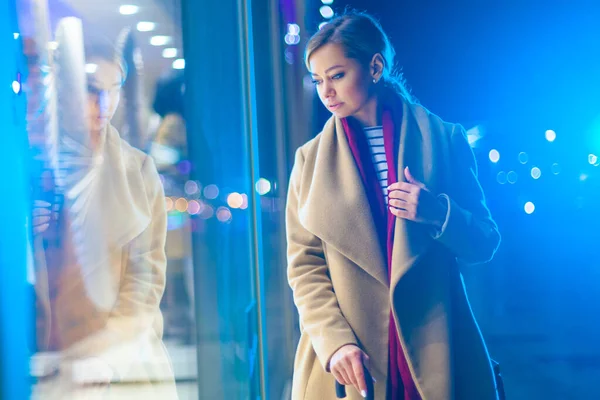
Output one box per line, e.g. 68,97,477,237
20,1,180,398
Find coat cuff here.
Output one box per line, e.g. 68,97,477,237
321,339,359,372
432,193,475,254
430,193,451,239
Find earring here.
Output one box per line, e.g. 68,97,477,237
373,78,377,83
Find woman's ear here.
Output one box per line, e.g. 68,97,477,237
370,53,385,83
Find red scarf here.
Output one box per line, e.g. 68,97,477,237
342,109,421,400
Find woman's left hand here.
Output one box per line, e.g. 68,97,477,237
71,357,114,386
388,167,447,229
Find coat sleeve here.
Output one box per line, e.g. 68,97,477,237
432,124,501,264
286,148,358,371
62,156,168,380
106,155,167,339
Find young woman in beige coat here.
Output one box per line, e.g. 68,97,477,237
31,49,177,399
286,11,501,400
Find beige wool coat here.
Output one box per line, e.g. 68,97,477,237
33,126,177,399
286,97,501,400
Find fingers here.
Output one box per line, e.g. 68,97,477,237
390,166,429,194
332,352,371,398
32,203,52,234
33,200,52,208
387,181,413,193
362,354,373,378
388,190,417,212
388,198,413,211
390,206,416,222
342,351,361,396
404,166,426,188
388,183,422,204
388,190,411,202
351,353,368,397
33,207,51,217
332,363,352,386
33,216,51,233
404,166,415,183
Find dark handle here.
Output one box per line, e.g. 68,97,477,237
335,366,374,400
335,380,346,398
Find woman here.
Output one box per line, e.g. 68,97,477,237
286,11,501,400
31,45,177,399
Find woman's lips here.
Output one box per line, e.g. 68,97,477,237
328,102,343,111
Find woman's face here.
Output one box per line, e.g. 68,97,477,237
309,43,375,122
87,59,122,134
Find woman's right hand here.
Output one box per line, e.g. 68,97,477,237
32,200,52,235
329,344,372,398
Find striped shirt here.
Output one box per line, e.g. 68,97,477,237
364,126,389,204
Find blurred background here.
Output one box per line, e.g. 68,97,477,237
1,0,599,399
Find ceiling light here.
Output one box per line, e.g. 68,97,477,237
172,59,185,70
136,21,155,32
150,35,171,46
119,5,139,15
162,48,178,58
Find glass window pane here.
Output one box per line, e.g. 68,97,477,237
16,0,204,398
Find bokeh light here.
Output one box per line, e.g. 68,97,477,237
187,200,202,215
489,149,500,163
524,202,535,214
204,184,219,200
255,178,272,195
545,129,556,142
175,198,188,213
216,207,232,223
227,192,244,209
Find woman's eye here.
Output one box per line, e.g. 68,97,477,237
332,73,344,80
312,80,322,86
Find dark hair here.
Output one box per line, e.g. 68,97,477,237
305,10,413,102
152,69,185,118
84,42,128,84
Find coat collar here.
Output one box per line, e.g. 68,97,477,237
298,97,439,289
299,115,388,287
34,126,153,349
388,99,438,290
56,125,151,273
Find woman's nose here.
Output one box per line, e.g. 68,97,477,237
97,91,110,112
322,81,335,97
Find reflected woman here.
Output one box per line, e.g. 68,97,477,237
286,11,501,400
32,45,177,399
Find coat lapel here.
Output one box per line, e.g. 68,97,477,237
297,99,442,290
389,100,450,399
390,100,439,290
299,117,388,287
61,125,151,272
34,125,153,349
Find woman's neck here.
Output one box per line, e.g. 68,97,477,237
90,127,107,154
353,95,382,128
90,130,101,152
